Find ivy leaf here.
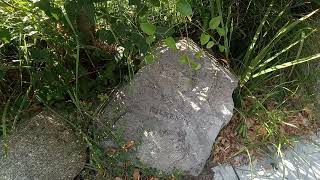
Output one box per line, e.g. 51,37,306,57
179,54,190,64
140,23,156,35
209,16,222,30
145,54,155,64
164,37,177,50
219,45,225,52
0,29,11,43
206,41,214,49
176,0,192,16
216,27,225,36
200,33,210,45
146,35,156,44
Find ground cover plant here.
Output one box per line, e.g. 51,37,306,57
0,0,320,179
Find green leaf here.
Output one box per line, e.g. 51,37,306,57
216,27,225,36
219,45,225,52
140,23,156,35
97,29,116,43
164,37,177,50
50,12,60,21
146,35,156,44
145,54,155,64
209,16,221,29
191,61,201,70
0,29,11,43
179,54,189,64
252,53,320,79
176,0,193,16
206,41,214,49
200,33,210,45
139,16,148,23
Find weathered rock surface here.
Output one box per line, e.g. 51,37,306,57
100,38,238,175
0,112,86,180
212,131,320,180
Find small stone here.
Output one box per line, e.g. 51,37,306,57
212,165,238,180
0,112,86,180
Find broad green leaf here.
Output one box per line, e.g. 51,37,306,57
145,54,155,64
146,35,156,44
200,33,210,45
176,0,193,16
179,54,189,64
191,61,201,70
209,16,221,29
139,16,148,23
219,45,225,52
0,29,11,43
206,41,214,49
164,37,177,50
140,23,156,35
216,27,225,36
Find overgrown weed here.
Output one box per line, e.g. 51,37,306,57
0,0,320,179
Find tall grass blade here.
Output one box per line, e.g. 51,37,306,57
257,30,315,69
289,31,306,77
242,3,273,66
241,9,319,85
12,85,32,129
252,53,320,78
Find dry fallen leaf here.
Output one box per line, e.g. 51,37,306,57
123,140,135,151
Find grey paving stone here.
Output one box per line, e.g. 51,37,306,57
213,132,320,180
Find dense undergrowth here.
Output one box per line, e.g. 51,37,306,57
0,0,320,179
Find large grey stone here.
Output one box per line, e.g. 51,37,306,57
212,131,320,180
0,112,86,180
100,38,238,175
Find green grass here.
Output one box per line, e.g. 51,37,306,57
0,0,320,179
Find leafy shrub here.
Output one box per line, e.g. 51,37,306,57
0,0,320,178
